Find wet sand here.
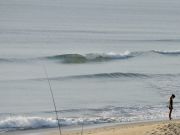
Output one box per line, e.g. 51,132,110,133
44,119,180,135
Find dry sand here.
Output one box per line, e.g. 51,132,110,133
44,120,180,135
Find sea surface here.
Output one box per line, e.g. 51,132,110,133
0,0,180,134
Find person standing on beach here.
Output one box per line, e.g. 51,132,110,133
169,94,175,120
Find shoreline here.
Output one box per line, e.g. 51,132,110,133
46,119,180,135
47,119,180,135
5,119,180,135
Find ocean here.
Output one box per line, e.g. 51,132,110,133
0,0,180,134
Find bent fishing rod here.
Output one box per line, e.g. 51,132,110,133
43,65,62,135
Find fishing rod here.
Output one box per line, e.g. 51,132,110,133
43,65,62,135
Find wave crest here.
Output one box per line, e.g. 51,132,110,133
1,50,180,64
0,116,57,131
0,116,117,132
45,51,134,63
152,50,180,55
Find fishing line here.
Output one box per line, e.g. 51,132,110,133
81,118,84,135
43,65,62,135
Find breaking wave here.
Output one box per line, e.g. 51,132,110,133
0,116,56,131
45,51,135,63
44,50,180,64
0,50,180,64
0,116,117,131
1,104,180,132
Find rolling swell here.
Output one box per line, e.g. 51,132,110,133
38,72,150,81
33,72,180,82
0,58,14,63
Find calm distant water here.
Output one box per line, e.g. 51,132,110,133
0,0,180,133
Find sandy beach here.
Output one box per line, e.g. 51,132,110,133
43,120,180,135
1,0,180,135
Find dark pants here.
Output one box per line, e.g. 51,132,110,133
169,107,173,120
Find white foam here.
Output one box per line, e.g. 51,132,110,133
85,51,132,60
153,50,180,55
1,105,180,132
104,51,131,58
0,116,57,130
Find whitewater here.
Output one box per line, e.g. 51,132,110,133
0,0,180,134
